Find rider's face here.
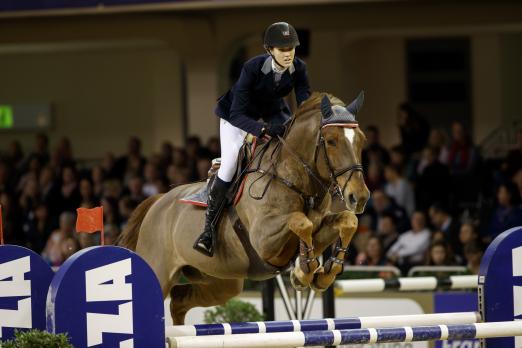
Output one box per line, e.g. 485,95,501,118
270,47,295,68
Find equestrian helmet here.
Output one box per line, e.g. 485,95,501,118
264,22,300,48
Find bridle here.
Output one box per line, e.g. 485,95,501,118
246,115,364,211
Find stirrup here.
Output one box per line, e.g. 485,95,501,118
193,234,214,257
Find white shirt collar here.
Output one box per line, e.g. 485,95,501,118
261,56,295,75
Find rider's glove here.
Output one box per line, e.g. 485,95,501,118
261,123,286,138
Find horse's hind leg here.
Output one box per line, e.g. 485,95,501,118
169,276,244,325
312,210,358,291
288,212,321,291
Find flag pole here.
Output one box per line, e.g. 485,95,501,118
0,204,4,245
100,205,105,246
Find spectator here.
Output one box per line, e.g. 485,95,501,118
124,175,146,204
143,163,160,197
427,128,449,164
426,240,455,267
503,129,522,178
429,203,461,259
365,163,385,192
115,136,146,180
366,189,409,233
486,182,522,241
41,212,76,267
101,197,120,226
5,140,24,169
21,133,49,171
22,203,53,253
463,241,485,274
459,221,480,246
376,213,399,254
91,165,106,198
396,103,430,159
384,164,415,215
207,136,221,160
362,125,390,171
416,147,451,210
356,236,388,266
387,211,431,269
0,161,15,193
104,223,121,245
0,191,22,244
57,166,81,213
118,196,138,230
79,177,98,208
159,141,174,172
197,158,212,181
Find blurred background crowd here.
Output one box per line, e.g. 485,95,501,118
1,104,520,274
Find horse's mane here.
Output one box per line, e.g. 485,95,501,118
294,92,345,119
293,91,366,158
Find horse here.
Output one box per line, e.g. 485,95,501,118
116,91,370,324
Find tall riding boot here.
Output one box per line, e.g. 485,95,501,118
193,177,230,256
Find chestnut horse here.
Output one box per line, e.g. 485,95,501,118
117,92,369,324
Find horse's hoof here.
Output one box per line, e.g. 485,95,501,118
290,270,309,291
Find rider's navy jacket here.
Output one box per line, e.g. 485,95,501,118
215,54,311,137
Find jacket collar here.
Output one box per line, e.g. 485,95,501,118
261,55,295,75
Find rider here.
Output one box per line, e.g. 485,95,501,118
193,22,312,256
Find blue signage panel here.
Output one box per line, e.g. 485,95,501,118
0,0,194,12
46,246,165,348
479,226,522,348
434,292,478,348
0,245,54,341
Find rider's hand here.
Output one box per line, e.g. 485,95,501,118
262,124,286,138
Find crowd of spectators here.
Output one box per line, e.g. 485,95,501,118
0,103,521,276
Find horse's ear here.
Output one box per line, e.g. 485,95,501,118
321,95,333,119
346,91,365,117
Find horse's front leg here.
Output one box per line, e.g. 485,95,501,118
287,212,320,291
312,210,358,291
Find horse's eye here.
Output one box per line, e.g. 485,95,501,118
326,139,337,146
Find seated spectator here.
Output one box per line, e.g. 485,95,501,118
115,136,146,180
513,168,522,199
5,140,24,170
416,147,451,211
91,165,106,198
376,213,399,254
431,230,446,243
429,203,461,260
61,237,80,262
22,203,53,253
503,128,522,178
427,128,449,164
396,102,430,159
365,163,385,192
79,177,98,208
78,231,100,249
356,236,388,266
101,197,121,226
123,175,146,204
0,191,23,244
486,182,522,241
197,158,212,181
41,212,76,267
0,160,16,193
207,136,221,160
118,196,138,230
387,211,431,269
104,224,121,245
57,166,81,213
384,164,415,215
362,125,390,171
459,221,480,246
366,189,410,233
426,240,455,267
143,163,160,197
463,241,485,275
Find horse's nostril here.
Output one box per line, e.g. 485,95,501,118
349,194,357,206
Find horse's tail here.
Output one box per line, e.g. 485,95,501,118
116,194,164,251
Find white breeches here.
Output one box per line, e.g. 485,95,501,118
217,119,247,182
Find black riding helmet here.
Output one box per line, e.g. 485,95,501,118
263,22,300,49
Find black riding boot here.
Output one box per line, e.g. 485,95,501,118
193,177,230,256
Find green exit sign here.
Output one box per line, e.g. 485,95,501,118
0,105,14,128
0,103,51,130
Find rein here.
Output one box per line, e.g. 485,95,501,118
245,113,364,212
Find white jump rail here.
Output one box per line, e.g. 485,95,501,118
335,275,478,293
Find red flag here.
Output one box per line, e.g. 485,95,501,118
76,207,103,233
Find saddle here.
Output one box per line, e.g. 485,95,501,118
179,135,287,279
179,134,258,207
